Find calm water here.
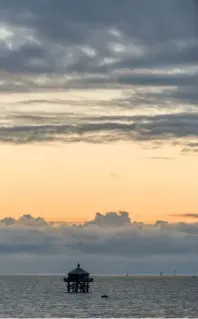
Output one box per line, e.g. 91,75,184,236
0,275,198,317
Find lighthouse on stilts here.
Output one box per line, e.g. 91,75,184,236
63,263,93,293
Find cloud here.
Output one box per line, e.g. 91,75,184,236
0,1,197,88
84,211,132,227
0,1,197,69
0,212,198,274
142,156,173,160
1,111,198,149
171,213,198,219
0,0,198,150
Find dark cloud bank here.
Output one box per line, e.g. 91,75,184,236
1,112,198,150
0,1,198,149
0,212,198,274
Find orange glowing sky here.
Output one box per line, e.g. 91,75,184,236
1,128,198,224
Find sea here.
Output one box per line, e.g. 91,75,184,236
0,275,197,317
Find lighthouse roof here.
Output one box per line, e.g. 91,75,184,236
68,263,89,275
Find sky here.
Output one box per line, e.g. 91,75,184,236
0,0,198,273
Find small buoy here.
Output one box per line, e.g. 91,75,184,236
101,294,109,298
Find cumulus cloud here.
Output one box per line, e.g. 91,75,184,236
84,211,132,227
0,212,198,274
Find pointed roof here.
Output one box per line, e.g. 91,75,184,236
68,263,89,275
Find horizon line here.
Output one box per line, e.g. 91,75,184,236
0,273,196,276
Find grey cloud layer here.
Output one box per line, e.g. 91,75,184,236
1,111,198,149
0,0,198,148
0,1,198,81
0,212,198,274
